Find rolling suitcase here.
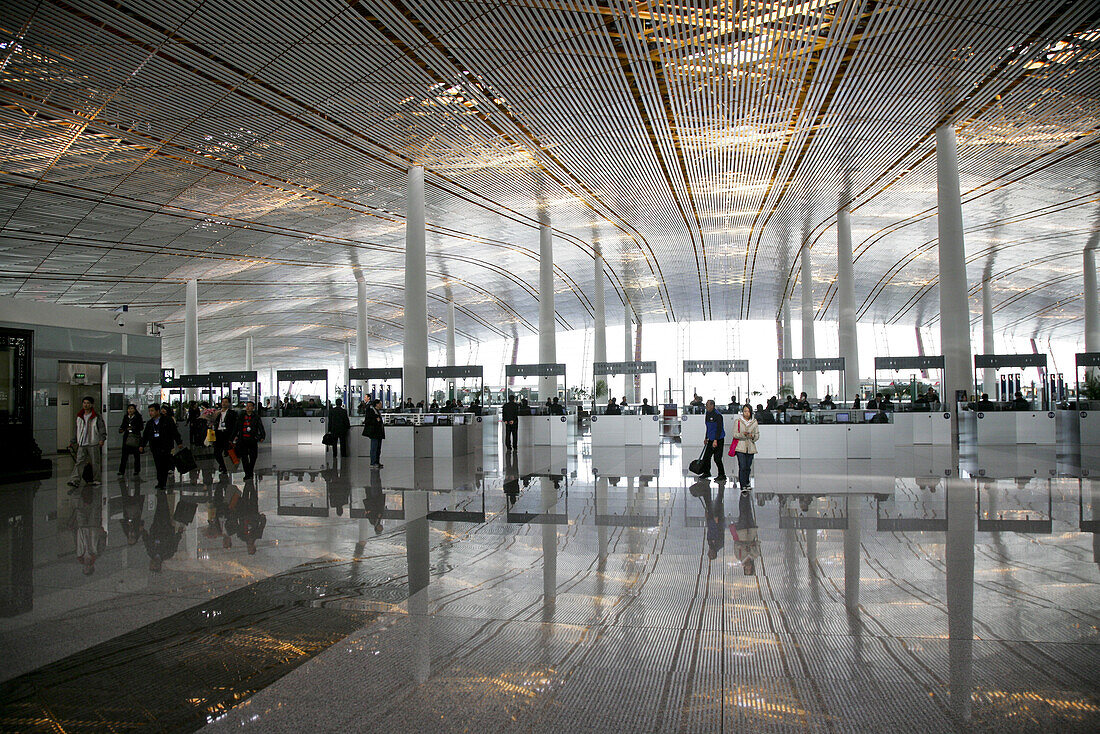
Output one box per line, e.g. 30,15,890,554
172,447,198,474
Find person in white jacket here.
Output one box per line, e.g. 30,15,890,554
68,396,106,488
731,404,760,495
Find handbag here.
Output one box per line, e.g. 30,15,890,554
322,432,336,446
172,446,198,474
205,428,216,446
727,419,741,457
688,444,709,475
124,433,141,448
226,447,240,468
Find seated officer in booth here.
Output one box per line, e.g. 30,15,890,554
604,397,622,415
1012,391,1031,410
548,397,565,416
640,398,656,415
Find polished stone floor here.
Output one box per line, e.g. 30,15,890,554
1,430,1098,733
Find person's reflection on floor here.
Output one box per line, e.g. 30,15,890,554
118,475,144,546
503,452,519,508
71,484,104,575
364,467,385,535
207,476,233,549
690,479,725,560
235,479,266,555
732,489,761,575
144,490,183,572
324,464,350,517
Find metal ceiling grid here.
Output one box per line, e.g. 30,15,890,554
1,0,1098,371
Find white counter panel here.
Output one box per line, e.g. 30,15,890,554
1082,411,1100,445
591,415,626,447
1014,411,1055,445
757,425,801,459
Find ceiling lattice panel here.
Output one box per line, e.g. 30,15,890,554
1,0,1098,369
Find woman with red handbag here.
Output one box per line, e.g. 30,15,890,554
729,404,760,495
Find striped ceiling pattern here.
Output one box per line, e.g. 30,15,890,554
1,0,1098,368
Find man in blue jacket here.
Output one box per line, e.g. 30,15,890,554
697,399,726,481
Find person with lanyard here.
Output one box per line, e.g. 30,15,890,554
212,397,237,474
117,403,144,477
695,399,726,481
232,401,266,481
140,403,183,491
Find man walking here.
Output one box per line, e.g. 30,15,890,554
233,400,265,480
362,398,385,468
68,396,106,487
213,397,237,474
501,393,520,452
140,403,183,490
695,399,726,481
329,397,351,458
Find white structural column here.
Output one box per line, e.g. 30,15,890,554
836,208,859,400
936,125,975,404
981,276,996,392
244,335,253,371
1085,245,1099,354
623,302,633,399
781,298,793,392
800,247,817,399
593,243,607,399
445,298,456,367
403,165,429,405
356,280,369,368
538,209,557,400
184,279,198,376
343,341,351,404
633,317,642,403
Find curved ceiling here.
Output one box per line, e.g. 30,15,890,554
1,0,1098,369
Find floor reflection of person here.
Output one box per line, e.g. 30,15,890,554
235,479,266,555
207,476,233,549
690,479,725,560
364,467,385,535
324,464,350,516
71,485,104,575
731,489,761,575
118,476,144,546
144,490,183,572
503,452,519,507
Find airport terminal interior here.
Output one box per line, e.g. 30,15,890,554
1,1,1099,732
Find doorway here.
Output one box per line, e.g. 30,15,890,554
56,362,105,452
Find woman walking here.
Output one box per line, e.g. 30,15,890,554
731,404,760,495
118,403,144,477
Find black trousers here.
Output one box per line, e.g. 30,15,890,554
214,432,231,471
238,439,258,478
329,432,348,457
119,444,141,474
701,439,725,477
504,421,518,450
152,450,173,489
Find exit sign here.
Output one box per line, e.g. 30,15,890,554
73,372,86,380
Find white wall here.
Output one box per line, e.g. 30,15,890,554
0,297,149,335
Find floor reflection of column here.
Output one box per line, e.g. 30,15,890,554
541,477,557,612
946,479,975,726
844,496,861,614
405,491,430,683
596,477,608,571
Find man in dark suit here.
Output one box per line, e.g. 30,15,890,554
213,397,237,474
329,398,351,457
140,403,183,490
501,393,520,452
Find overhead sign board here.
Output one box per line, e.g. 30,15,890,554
778,357,845,373
594,361,657,375
875,356,945,371
683,359,749,374
277,369,328,381
1076,352,1100,367
506,363,566,377
350,367,402,380
426,365,484,379
209,370,257,385
175,374,210,388
974,354,1047,369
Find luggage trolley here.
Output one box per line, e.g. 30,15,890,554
969,354,1053,445
874,356,951,447
504,363,569,446
272,369,328,446
591,360,660,447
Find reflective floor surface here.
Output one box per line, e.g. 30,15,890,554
1,432,1098,732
